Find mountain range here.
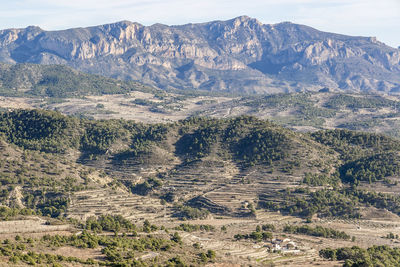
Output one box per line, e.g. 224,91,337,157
0,16,399,94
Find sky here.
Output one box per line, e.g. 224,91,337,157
1,0,399,48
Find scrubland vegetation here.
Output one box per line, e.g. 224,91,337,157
1,108,400,266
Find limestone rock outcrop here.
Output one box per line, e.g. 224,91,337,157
1,16,399,94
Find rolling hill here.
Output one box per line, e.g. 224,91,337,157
1,109,400,265
0,62,155,97
1,109,400,218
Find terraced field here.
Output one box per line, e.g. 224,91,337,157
2,109,400,265
68,188,168,222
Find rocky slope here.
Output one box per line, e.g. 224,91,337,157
0,16,399,94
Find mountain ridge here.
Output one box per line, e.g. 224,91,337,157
1,16,399,94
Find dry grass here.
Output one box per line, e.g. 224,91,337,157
0,217,72,235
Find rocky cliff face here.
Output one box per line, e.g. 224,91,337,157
0,16,399,94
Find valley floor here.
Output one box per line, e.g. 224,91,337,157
1,208,400,266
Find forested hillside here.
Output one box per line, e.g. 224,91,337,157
1,109,400,265
1,109,400,218
0,62,155,97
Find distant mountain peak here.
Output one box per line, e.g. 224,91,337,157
0,17,399,94
115,20,134,25
230,15,258,23
25,25,43,31
230,15,262,27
